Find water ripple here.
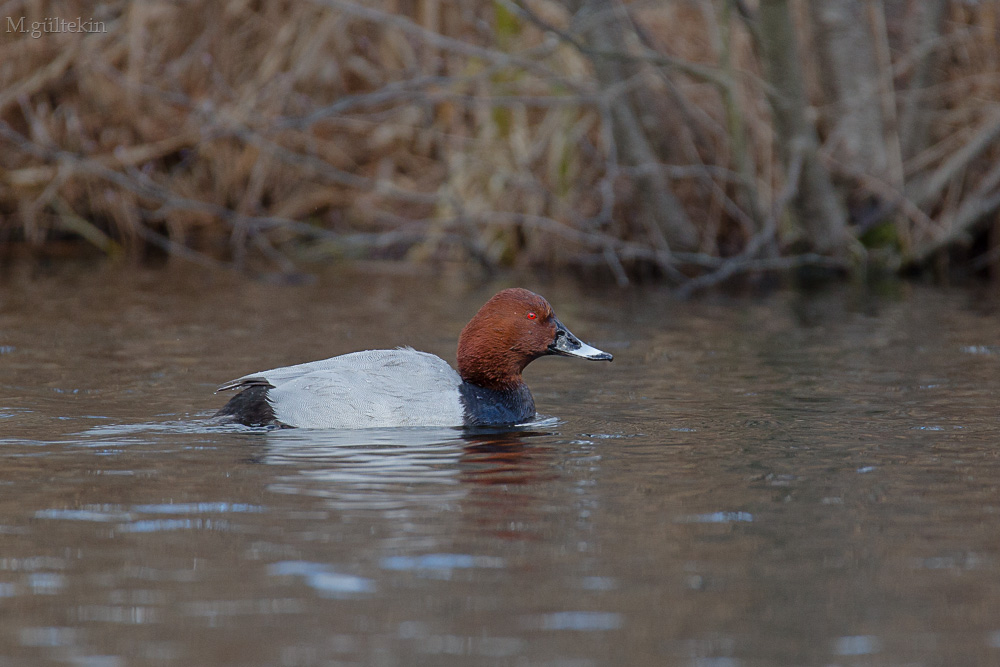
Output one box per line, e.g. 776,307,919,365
267,561,375,598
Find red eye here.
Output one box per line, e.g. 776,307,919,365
527,312,537,320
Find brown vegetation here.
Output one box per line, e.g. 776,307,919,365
1,0,999,291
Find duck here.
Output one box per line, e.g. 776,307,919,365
214,288,612,429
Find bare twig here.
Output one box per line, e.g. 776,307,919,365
504,0,738,89
134,224,231,271
311,0,582,89
912,156,1000,263
1,122,325,235
674,141,807,298
907,107,1000,207
0,31,93,113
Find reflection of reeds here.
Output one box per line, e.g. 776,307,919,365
1,1,998,287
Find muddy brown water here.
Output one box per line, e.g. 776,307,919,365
1,264,999,666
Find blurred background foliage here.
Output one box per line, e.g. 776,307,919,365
1,0,998,291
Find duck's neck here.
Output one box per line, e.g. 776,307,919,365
457,346,530,392
457,318,537,393
458,380,535,427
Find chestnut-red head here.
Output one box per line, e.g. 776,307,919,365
457,288,612,391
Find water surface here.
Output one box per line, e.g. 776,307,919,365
1,265,999,666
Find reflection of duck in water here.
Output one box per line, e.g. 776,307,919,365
254,426,558,512
255,426,556,482
214,289,611,429
460,430,559,487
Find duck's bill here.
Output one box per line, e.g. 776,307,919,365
548,319,613,361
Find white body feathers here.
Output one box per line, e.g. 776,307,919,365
218,348,466,429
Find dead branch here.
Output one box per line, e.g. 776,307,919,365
311,0,582,89
674,140,807,298
911,156,1000,263
907,107,1000,208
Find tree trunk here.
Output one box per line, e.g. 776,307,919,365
897,0,949,162
808,0,891,182
757,0,848,254
570,0,699,253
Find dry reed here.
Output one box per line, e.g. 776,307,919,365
1,0,998,289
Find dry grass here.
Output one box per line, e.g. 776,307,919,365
1,0,999,286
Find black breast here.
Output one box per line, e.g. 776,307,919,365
214,385,281,427
458,382,536,427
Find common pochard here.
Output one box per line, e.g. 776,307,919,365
214,288,612,428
